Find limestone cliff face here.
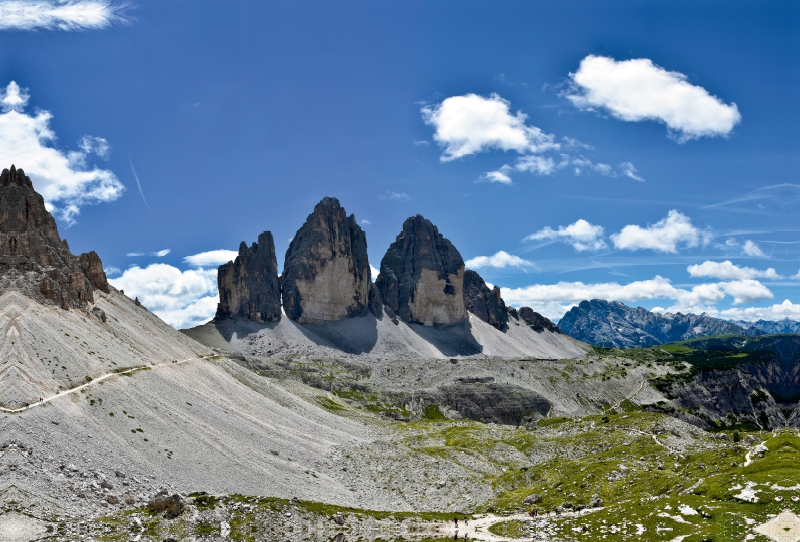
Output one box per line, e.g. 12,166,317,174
282,197,370,323
216,231,282,323
376,215,467,326
463,269,507,330
0,165,110,309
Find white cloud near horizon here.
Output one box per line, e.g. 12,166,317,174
127,249,170,258
109,264,218,329
421,93,558,161
611,210,705,253
465,251,535,270
0,81,124,224
183,249,239,268
502,275,773,321
524,219,606,251
687,260,781,281
378,191,410,201
0,1,126,31
715,300,800,322
370,264,380,281
567,55,741,142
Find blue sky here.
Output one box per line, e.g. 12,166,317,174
0,0,798,327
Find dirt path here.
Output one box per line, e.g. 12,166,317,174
0,355,211,414
612,380,646,410
436,508,601,541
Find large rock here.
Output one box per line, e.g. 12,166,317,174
376,215,467,326
282,197,370,323
0,165,109,309
216,231,281,322
463,269,507,330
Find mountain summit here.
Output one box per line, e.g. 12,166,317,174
0,165,109,309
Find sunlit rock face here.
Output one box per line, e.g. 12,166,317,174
282,197,371,323
376,215,467,326
216,231,282,323
0,165,109,309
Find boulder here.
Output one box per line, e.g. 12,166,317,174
0,165,110,309
147,491,185,518
282,197,371,323
523,494,541,505
463,269,507,330
518,307,562,334
216,231,281,323
375,215,467,325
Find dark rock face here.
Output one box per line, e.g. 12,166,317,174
368,282,383,318
0,165,109,309
216,231,281,323
518,307,562,334
558,299,751,347
433,382,550,425
376,215,467,326
463,269,507,330
282,197,370,323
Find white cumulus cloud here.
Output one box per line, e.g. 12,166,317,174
0,1,126,31
481,168,513,184
611,210,704,253
524,219,606,252
687,260,781,281
109,264,219,329
421,93,558,161
567,55,741,142
719,279,773,305
0,81,124,224
465,251,535,270
370,264,380,281
183,250,239,268
742,240,765,257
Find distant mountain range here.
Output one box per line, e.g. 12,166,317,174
557,299,800,347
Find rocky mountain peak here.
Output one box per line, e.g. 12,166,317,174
282,197,370,323
216,231,281,323
376,215,467,325
0,165,109,309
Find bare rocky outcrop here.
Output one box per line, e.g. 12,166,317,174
376,215,467,326
282,197,371,323
216,231,281,322
463,269,507,330
518,306,562,334
0,165,109,309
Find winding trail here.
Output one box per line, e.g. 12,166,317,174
612,380,646,410
0,355,211,414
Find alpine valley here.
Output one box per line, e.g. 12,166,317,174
2,166,800,542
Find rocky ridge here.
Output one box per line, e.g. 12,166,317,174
558,299,753,347
215,199,562,351
463,269,507,330
0,165,110,310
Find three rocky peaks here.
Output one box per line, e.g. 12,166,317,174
215,196,560,333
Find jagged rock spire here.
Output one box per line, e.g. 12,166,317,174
216,231,281,322
0,166,109,309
